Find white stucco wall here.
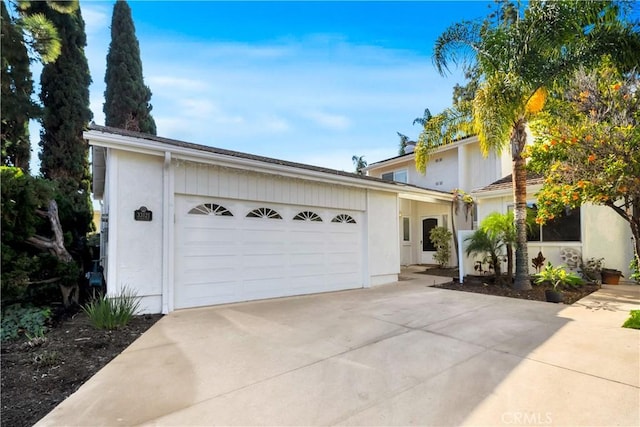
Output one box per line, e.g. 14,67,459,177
366,190,400,285
581,204,633,277
474,193,633,277
108,150,164,313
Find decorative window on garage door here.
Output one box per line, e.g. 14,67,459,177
246,207,282,219
293,211,322,222
331,214,356,224
188,203,233,216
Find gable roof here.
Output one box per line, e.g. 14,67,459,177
86,124,452,202
474,173,545,194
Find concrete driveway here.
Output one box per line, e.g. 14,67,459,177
37,276,639,426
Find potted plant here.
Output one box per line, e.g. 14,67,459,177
601,267,623,285
534,262,583,303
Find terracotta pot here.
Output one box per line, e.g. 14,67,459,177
545,289,564,303
602,269,622,285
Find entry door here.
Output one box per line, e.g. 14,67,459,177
420,217,438,264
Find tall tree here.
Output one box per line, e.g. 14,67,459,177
528,61,640,264
104,0,156,134
352,155,367,175
421,0,639,290
1,1,35,170
29,1,93,252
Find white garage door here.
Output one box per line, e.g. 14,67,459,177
174,197,363,309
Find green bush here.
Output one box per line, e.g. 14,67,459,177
1,304,52,341
83,287,141,330
429,226,453,268
622,310,640,329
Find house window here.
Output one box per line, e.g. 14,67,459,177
402,217,410,241
293,211,322,222
188,203,233,216
381,170,408,183
526,204,581,242
331,214,356,224
246,207,282,219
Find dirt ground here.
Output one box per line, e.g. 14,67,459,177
1,309,162,427
422,267,601,304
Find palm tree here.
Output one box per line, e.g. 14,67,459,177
351,155,367,175
481,212,516,283
464,229,504,283
428,0,639,290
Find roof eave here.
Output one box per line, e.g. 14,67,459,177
84,129,452,202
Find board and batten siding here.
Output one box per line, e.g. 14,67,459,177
174,161,367,211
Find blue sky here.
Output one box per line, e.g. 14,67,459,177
32,1,497,172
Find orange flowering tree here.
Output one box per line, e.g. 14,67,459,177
528,62,640,259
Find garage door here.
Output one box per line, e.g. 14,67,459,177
174,197,363,309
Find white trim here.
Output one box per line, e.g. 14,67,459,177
362,189,371,288
85,130,451,203
161,152,172,314
106,149,118,296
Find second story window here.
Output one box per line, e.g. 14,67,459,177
381,170,408,183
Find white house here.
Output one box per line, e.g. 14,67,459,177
86,125,454,313
473,175,634,279
364,135,512,267
366,136,634,280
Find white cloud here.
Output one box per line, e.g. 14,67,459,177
303,111,351,131
82,5,110,35
148,76,209,93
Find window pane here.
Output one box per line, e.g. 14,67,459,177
394,170,408,183
403,217,410,241
381,172,393,181
542,208,581,241
526,205,581,242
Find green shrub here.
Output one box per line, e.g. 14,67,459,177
83,287,141,330
1,304,52,341
622,310,640,329
533,262,583,290
430,226,453,268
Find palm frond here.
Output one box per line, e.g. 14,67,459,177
433,21,484,76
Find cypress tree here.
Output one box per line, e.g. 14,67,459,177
1,1,36,171
104,0,156,134
34,1,93,250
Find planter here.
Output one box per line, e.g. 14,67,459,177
602,269,622,285
545,289,564,303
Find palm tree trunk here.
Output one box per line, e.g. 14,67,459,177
512,120,532,290
506,243,513,283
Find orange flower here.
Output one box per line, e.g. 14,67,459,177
588,154,596,162
550,139,557,146
526,87,547,113
572,193,579,201
585,135,593,143
612,83,622,91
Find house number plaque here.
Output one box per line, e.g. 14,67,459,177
134,206,153,221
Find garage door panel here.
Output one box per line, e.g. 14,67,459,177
175,196,363,309
289,253,325,264
243,280,289,299
182,254,238,272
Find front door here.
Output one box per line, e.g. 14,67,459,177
420,217,438,264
